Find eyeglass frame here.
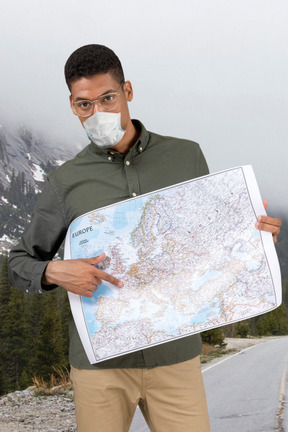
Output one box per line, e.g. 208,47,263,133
71,80,125,117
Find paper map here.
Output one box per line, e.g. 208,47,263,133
64,166,282,364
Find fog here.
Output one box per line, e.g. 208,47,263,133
1,0,287,214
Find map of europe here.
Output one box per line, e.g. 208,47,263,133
65,166,281,363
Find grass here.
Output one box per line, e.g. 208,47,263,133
200,343,236,364
32,366,72,396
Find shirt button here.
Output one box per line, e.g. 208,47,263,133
108,156,112,161
132,192,137,197
139,146,143,152
126,161,131,166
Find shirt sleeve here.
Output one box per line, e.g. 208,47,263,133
8,179,68,294
198,145,210,176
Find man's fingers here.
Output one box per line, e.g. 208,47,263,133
75,277,102,297
79,288,95,298
82,255,123,288
257,215,282,227
256,221,281,236
256,216,282,235
80,256,123,288
94,276,103,286
43,257,122,298
255,215,282,244
93,267,123,288
80,253,106,265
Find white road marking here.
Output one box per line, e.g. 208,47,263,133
202,342,266,373
275,353,288,432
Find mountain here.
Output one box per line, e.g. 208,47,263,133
0,123,77,189
0,123,80,253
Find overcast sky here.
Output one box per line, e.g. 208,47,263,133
0,0,287,215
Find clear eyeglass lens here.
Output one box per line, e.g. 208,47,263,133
98,93,118,110
75,101,93,116
74,92,119,116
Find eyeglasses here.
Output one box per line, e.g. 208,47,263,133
71,81,124,117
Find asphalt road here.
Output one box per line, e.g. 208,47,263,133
203,336,288,432
129,337,288,431
129,408,149,432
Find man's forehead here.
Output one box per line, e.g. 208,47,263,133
70,73,119,96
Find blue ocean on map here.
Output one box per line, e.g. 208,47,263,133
71,197,145,254
82,285,119,335
111,198,145,231
192,270,222,290
191,300,222,325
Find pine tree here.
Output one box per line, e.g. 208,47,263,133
256,303,288,336
25,293,47,377
57,288,70,362
0,255,12,394
32,291,67,381
0,255,12,337
1,286,29,392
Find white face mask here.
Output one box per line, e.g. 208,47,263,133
84,112,126,149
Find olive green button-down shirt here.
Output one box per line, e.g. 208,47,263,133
9,120,209,370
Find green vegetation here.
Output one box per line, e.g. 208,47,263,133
256,303,288,336
200,344,236,364
201,327,226,346
0,255,69,396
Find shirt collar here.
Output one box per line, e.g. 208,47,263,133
132,119,150,153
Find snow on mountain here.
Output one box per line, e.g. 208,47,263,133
31,163,45,182
0,123,80,253
0,124,77,189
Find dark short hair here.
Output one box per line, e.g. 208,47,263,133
64,44,125,91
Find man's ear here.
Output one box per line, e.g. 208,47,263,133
123,81,133,102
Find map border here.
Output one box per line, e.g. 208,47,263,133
64,166,282,364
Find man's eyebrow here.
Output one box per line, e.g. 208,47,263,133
73,89,116,102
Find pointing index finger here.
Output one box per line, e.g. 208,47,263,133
93,266,123,288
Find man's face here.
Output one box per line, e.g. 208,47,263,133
69,73,133,131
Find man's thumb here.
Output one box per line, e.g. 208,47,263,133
82,253,105,265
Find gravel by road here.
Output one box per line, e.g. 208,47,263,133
0,388,76,432
224,336,279,351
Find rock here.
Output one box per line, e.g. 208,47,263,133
0,388,77,431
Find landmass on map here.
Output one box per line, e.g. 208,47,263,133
66,167,281,363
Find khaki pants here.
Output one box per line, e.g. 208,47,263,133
70,356,210,432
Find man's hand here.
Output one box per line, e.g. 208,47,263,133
42,253,123,297
255,200,282,244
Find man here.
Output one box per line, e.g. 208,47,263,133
8,44,281,432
